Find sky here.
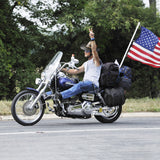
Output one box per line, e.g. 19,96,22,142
157,0,160,10
143,0,150,7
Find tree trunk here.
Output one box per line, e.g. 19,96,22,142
149,0,156,16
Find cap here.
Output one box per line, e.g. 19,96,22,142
80,44,100,53
80,44,91,53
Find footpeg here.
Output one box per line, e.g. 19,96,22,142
47,103,54,112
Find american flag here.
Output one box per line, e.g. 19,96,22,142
128,27,160,68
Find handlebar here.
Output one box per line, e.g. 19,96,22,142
59,58,79,71
68,61,78,69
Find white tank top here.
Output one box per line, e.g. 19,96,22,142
83,58,101,87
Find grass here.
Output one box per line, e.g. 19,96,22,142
1,97,160,115
123,97,160,112
0,101,12,115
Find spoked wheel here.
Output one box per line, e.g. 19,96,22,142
11,90,45,126
94,105,122,123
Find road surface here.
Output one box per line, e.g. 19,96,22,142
0,116,160,160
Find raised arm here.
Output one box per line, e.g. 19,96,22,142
87,28,101,67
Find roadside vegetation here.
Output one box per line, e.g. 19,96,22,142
1,98,160,116
123,97,160,112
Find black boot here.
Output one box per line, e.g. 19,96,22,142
55,92,62,102
54,92,66,116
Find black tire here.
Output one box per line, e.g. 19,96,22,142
11,90,45,126
94,105,122,123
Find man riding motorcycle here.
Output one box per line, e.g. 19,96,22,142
60,28,101,100
11,29,125,126
46,28,102,102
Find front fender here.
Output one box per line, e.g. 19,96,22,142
26,87,39,93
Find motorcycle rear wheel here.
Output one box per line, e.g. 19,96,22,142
94,105,122,123
11,90,45,126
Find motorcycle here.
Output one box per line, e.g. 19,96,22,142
11,51,123,126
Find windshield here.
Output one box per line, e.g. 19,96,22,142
42,51,63,81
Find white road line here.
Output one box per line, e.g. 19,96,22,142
0,127,160,136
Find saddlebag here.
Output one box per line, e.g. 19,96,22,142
99,62,119,88
102,87,125,107
118,77,132,91
119,66,132,91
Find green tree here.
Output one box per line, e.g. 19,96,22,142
149,0,156,16
13,0,160,98
0,0,38,99
1,0,160,98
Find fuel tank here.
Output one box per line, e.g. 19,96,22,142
58,77,78,90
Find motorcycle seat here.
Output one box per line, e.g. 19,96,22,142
86,88,102,94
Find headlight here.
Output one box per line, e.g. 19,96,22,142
35,78,42,85
41,72,45,80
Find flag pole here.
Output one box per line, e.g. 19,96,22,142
119,22,141,68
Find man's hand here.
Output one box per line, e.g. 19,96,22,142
89,28,95,39
88,28,100,67
86,28,95,48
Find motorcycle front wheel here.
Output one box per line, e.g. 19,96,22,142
11,90,45,126
94,105,122,123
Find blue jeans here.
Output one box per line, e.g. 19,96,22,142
46,81,98,99
61,81,97,99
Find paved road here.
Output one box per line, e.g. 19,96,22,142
0,116,160,160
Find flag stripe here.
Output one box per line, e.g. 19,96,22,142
155,42,160,48
128,52,160,68
132,42,160,60
129,49,160,64
154,42,160,54
154,48,160,54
